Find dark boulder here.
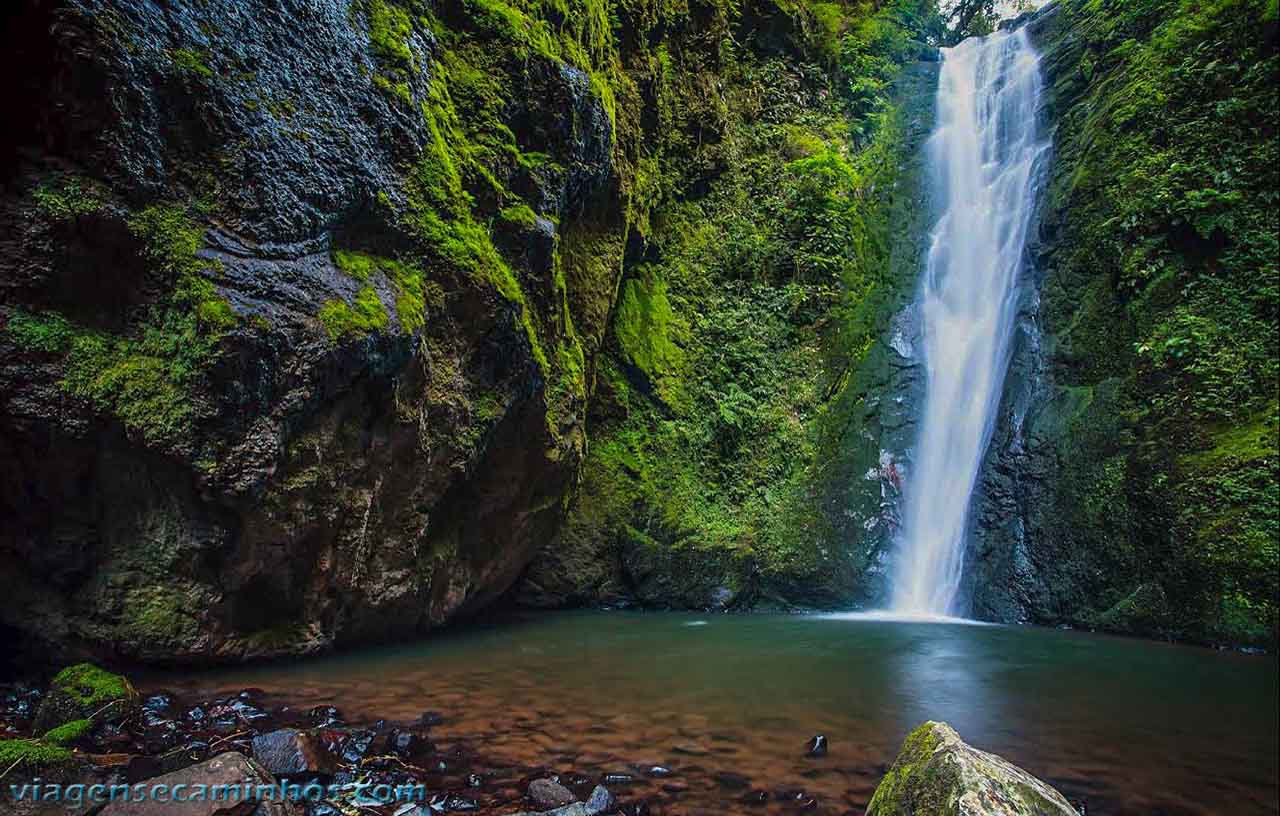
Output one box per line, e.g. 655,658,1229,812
251,728,338,778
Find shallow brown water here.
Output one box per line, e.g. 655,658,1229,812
152,611,1278,815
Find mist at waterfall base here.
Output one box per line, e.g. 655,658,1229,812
867,26,1050,623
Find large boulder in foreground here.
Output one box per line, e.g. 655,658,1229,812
867,722,1078,816
99,752,297,816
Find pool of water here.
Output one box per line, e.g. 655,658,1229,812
154,611,1278,815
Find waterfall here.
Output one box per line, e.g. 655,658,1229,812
889,27,1049,617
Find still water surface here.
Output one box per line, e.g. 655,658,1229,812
158,612,1278,815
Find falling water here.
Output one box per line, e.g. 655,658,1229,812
889,27,1050,617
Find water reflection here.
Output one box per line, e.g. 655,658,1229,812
148,612,1278,816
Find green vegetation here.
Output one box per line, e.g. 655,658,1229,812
0,739,73,771
319,286,391,339
332,250,428,333
31,175,103,220
552,0,935,602
1038,0,1279,643
41,719,92,747
865,722,947,815
7,201,234,447
48,663,132,712
170,47,214,78
31,662,138,735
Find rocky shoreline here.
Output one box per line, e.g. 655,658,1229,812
1,664,1085,816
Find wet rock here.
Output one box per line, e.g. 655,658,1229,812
252,728,338,777
585,785,615,814
308,705,343,727
125,755,163,783
417,711,446,727
646,765,672,777
805,734,828,758
389,727,429,757
33,663,140,733
866,721,1078,816
529,777,577,808
100,751,298,815
1,0,606,669
1,685,42,724
713,771,751,790
437,794,480,812
602,773,635,785
340,729,375,764
141,693,175,727
467,773,484,787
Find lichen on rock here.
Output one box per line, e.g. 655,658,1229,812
867,721,1078,816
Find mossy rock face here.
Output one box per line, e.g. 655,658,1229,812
867,722,1077,816
32,664,139,734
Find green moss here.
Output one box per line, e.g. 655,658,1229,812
498,203,538,229
7,203,232,445
119,586,202,645
613,271,686,405
32,176,103,220
319,286,390,340
50,664,130,709
6,310,75,353
0,740,73,771
333,248,378,281
331,250,428,333
170,47,214,78
128,204,236,331
865,722,948,816
41,719,92,747
365,0,418,102
368,0,415,67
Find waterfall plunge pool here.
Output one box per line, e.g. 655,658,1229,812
150,611,1278,815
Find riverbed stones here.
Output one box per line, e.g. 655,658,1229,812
513,783,616,816
866,721,1078,816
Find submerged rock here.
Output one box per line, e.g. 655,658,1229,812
866,721,1077,816
528,777,577,808
585,785,615,813
804,734,828,758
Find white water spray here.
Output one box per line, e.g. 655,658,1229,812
889,27,1049,617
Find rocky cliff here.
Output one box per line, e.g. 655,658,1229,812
0,0,949,664
966,0,1278,646
0,0,629,664
517,4,941,612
